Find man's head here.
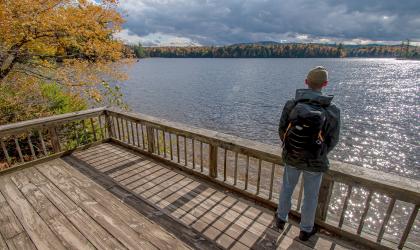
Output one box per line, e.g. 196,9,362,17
305,66,328,91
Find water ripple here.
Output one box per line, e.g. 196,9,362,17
121,58,420,180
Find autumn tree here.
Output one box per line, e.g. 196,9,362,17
0,0,129,123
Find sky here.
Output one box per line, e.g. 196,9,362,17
115,0,420,46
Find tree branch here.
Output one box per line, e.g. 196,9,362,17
13,68,59,82
0,39,29,81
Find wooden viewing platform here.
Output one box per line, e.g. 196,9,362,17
0,107,419,250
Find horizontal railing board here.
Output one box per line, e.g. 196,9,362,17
108,108,420,205
0,107,107,136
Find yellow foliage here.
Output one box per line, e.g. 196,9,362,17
0,0,124,60
0,0,131,123
0,0,130,82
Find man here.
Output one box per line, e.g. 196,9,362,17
276,66,340,241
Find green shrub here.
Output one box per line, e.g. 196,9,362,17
40,83,87,115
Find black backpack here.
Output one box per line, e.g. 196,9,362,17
283,100,328,160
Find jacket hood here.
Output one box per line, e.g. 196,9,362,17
295,89,334,106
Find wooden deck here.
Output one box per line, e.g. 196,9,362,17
0,151,193,249
0,142,367,250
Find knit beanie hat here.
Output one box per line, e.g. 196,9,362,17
307,66,328,85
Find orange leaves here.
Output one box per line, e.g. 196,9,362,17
88,88,103,102
0,0,129,122
0,0,125,69
0,0,126,81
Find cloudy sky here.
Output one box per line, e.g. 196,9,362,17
115,0,420,46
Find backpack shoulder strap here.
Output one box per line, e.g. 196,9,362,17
297,99,331,108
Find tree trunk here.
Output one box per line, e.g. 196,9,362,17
0,41,26,82
0,54,17,80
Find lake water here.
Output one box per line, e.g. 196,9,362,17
121,58,420,180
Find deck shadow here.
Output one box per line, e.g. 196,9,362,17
66,143,362,250
63,154,222,250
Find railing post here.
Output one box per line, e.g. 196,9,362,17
48,126,61,153
104,111,114,138
209,144,218,178
146,126,155,153
316,175,334,221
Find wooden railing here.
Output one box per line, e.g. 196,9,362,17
1,108,419,250
0,108,108,171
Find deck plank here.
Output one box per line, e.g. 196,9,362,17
0,233,7,250
114,161,160,183
37,161,158,250
76,144,140,165
0,176,66,250
10,171,95,250
23,168,127,250
5,233,35,250
109,161,156,181
73,145,136,168
111,161,157,181
73,148,131,163
96,156,143,173
0,192,23,240
81,145,154,175
54,159,191,250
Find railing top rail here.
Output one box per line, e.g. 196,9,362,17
0,107,107,136
108,108,420,204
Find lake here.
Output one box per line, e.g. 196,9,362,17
120,58,420,180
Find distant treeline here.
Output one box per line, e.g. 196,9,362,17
128,43,419,59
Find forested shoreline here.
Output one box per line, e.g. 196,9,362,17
130,43,419,58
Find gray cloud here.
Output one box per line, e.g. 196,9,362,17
119,0,420,45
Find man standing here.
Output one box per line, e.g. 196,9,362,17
276,66,340,241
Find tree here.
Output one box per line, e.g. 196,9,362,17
0,0,129,123
0,0,127,95
136,43,147,58
337,43,345,57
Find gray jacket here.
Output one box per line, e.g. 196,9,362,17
279,89,340,172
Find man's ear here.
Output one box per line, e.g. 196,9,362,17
322,81,328,87
305,79,309,85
